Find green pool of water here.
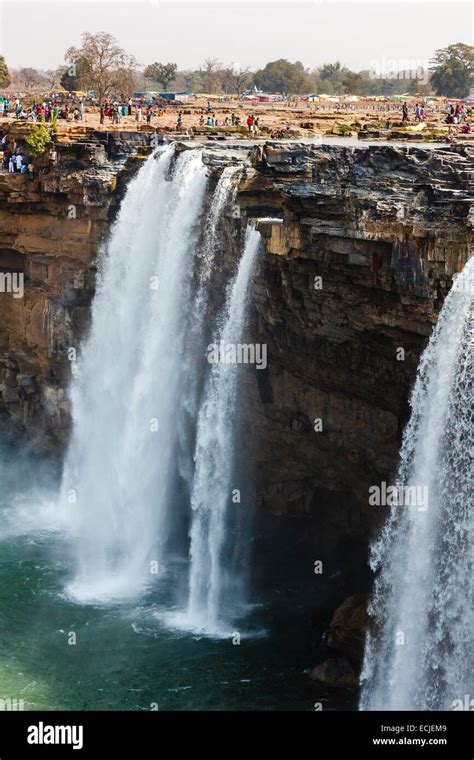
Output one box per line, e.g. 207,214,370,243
0,444,355,711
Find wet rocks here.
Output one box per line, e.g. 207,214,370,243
309,594,369,689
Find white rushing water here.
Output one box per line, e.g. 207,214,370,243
176,164,242,493
61,144,257,633
200,164,242,281
61,145,208,603
360,257,474,710
184,225,261,634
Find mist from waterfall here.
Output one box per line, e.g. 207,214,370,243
360,257,474,710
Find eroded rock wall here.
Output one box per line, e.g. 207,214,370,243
0,127,152,446
237,143,473,568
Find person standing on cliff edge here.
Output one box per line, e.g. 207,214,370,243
402,102,409,122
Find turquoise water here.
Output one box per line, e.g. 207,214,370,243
0,443,354,711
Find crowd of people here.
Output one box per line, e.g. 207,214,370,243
98,99,164,125
0,96,84,123
0,91,472,150
444,102,470,124
396,100,471,133
0,134,32,174
186,110,264,133
0,95,168,126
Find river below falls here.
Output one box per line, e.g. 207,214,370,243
0,442,355,711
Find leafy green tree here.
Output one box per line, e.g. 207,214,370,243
342,71,363,94
407,77,431,97
0,55,11,88
319,61,343,81
143,62,178,91
312,61,350,94
25,124,53,157
60,60,86,92
183,70,203,93
254,59,312,93
359,77,398,96
430,43,474,97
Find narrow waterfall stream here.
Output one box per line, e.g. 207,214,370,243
176,163,242,497
185,225,261,634
360,257,474,710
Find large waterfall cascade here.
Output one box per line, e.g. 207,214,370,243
60,145,260,634
360,256,474,710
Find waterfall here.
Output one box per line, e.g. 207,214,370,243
61,142,257,633
176,164,242,492
182,225,262,634
360,257,474,710
61,145,208,603
200,164,242,281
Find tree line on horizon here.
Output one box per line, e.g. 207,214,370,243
0,33,473,100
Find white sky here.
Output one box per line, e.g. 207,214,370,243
0,0,472,72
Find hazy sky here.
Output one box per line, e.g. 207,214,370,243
1,0,472,72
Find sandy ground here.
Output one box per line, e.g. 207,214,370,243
81,102,460,135
1,97,469,139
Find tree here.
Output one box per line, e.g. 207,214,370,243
342,71,363,94
359,76,398,96
114,66,138,99
0,55,11,88
254,59,312,94
143,62,178,91
14,68,46,89
46,67,64,90
183,70,203,93
65,32,136,102
25,124,53,157
430,43,474,98
61,66,78,92
407,77,431,97
60,58,88,92
221,64,250,95
320,61,343,81
199,58,224,93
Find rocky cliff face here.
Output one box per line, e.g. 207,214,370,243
0,134,472,572
0,126,153,447
238,142,473,575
